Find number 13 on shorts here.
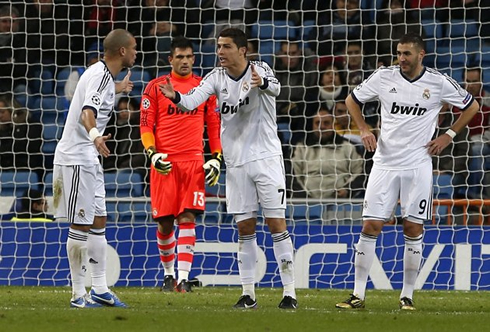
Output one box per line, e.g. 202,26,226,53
193,191,205,207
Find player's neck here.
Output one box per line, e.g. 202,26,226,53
102,57,123,78
405,65,425,80
225,58,248,79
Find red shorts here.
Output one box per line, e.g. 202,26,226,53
150,160,205,219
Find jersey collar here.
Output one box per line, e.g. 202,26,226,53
226,61,250,82
400,66,426,83
171,71,192,81
99,59,115,80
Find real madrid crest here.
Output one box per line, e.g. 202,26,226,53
422,88,430,100
242,82,249,92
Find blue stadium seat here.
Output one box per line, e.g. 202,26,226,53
433,174,454,224
29,69,55,95
250,20,296,41
448,19,479,38
116,69,151,98
56,67,73,97
433,174,454,199
44,172,53,196
104,172,144,197
277,122,292,145
258,41,279,66
421,19,444,55
0,171,40,196
289,204,324,223
436,46,471,70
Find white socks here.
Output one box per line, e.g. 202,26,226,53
237,234,257,300
400,234,423,300
87,228,109,294
67,228,88,299
272,231,296,299
353,232,377,300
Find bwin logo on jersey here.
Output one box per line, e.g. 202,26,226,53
390,102,427,116
167,104,198,115
221,97,250,114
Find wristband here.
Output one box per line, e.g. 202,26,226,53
89,127,101,142
445,129,457,139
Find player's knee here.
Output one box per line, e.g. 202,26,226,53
236,215,257,235
402,220,423,237
176,211,196,224
155,216,175,234
361,220,383,236
265,218,287,233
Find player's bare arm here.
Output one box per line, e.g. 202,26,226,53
81,108,111,158
346,94,377,152
426,99,479,155
115,69,133,94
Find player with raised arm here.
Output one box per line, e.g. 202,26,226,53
140,37,222,293
53,29,137,308
335,33,478,311
159,28,297,309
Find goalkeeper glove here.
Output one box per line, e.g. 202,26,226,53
203,152,222,186
147,147,172,175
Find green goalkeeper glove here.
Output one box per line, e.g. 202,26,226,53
203,152,222,186
147,147,172,175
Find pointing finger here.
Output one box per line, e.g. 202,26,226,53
125,69,132,79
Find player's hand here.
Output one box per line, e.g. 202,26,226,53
147,148,172,175
94,133,111,158
250,64,264,88
361,129,377,152
115,69,134,94
159,77,176,99
426,134,452,155
203,152,222,186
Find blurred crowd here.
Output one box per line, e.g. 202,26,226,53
0,0,489,204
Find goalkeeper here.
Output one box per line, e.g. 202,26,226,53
140,37,221,293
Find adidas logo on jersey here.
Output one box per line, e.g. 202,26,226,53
220,88,228,94
389,87,397,93
390,102,427,116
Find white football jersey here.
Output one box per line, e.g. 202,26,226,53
176,61,282,167
352,66,474,169
54,61,116,165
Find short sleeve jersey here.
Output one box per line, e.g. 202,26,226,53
139,72,220,161
54,61,115,165
175,61,282,167
352,66,474,169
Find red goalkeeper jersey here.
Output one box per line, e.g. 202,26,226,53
140,71,221,162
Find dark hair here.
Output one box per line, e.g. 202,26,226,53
398,32,425,51
320,61,347,86
219,28,248,49
248,39,259,52
170,36,194,56
117,96,139,111
0,5,20,17
20,189,44,213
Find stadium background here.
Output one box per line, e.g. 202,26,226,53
0,0,490,290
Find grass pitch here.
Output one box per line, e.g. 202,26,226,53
1,286,489,332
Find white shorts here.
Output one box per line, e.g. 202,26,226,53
362,162,433,224
53,164,107,225
226,156,286,220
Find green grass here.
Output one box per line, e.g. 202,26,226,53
1,286,490,332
